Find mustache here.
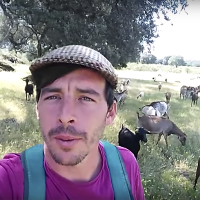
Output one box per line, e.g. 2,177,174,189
48,125,87,140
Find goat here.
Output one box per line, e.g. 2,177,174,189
114,89,128,108
136,91,144,99
191,90,199,107
118,124,150,159
136,112,187,148
9,57,17,63
158,82,162,91
122,79,130,86
139,106,162,117
119,84,124,92
194,157,200,190
139,101,170,119
25,79,34,101
165,92,171,104
186,86,195,99
180,85,188,99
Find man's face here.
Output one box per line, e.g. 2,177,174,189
36,68,117,166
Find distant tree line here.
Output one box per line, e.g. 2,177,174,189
140,53,200,67
0,0,188,67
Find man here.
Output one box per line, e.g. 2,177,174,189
0,45,145,200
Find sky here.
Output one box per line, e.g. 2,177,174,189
150,0,200,61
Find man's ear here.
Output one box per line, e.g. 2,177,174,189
36,104,39,119
106,101,117,126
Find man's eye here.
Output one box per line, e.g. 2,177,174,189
80,97,94,101
44,96,59,100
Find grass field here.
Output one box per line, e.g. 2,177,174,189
1,63,200,199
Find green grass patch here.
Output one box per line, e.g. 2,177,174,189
1,64,200,199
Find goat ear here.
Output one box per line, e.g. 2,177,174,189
122,124,124,129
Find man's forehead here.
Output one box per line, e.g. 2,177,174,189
53,68,106,83
41,69,106,93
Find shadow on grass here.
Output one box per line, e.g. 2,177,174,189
0,88,41,158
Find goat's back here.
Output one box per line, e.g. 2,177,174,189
25,84,34,94
137,115,173,133
118,128,140,159
149,101,169,115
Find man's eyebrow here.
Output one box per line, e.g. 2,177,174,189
41,87,62,96
76,87,100,97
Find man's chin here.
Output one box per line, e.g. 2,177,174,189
52,150,88,166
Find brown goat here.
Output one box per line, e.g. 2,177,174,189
165,92,171,104
194,157,200,190
136,112,187,148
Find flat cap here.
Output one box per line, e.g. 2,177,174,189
29,45,118,88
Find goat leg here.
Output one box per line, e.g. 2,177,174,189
163,133,169,148
194,158,200,190
156,133,162,145
163,113,169,119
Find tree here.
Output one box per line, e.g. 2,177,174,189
185,60,200,67
0,0,189,66
140,53,157,64
156,58,163,64
162,56,172,65
168,55,186,67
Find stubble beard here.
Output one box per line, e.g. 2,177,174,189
42,120,106,166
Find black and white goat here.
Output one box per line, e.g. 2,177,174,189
139,101,170,119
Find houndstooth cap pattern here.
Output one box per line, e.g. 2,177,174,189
29,45,118,88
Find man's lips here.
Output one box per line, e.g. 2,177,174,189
54,134,81,141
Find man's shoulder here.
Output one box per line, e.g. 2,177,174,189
0,152,23,178
0,153,22,168
116,145,138,166
0,153,24,199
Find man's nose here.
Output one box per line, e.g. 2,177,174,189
58,98,77,128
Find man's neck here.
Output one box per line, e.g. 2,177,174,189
44,143,102,183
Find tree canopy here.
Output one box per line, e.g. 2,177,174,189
168,55,186,67
0,0,188,66
140,53,157,64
